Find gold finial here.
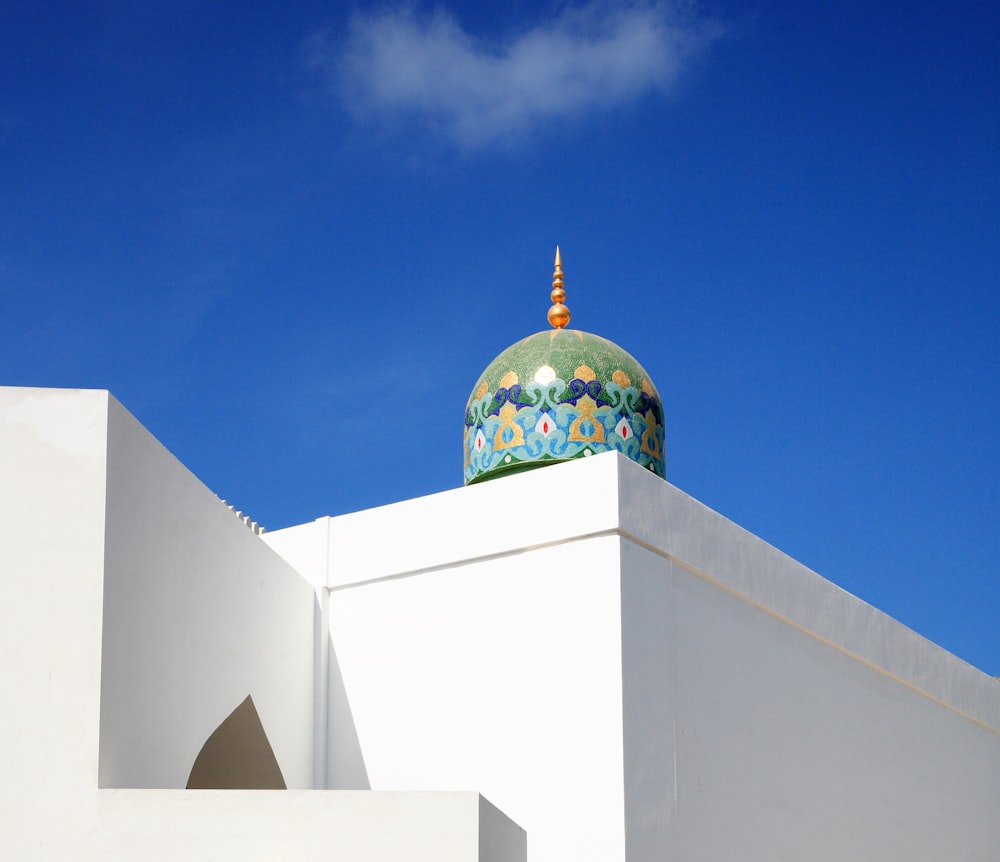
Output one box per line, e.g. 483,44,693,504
548,246,570,329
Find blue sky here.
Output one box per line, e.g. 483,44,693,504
2,1,997,674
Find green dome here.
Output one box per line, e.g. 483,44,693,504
464,328,665,484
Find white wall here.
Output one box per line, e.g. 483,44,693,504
619,537,676,861
0,387,110,844
622,540,1000,860
265,456,635,859
0,386,317,797
89,790,523,862
99,395,318,788
0,387,526,862
267,450,1000,862
615,455,1000,731
327,538,628,861
615,454,1000,858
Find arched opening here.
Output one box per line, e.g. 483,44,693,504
186,694,286,789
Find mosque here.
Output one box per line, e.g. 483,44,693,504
2,252,998,860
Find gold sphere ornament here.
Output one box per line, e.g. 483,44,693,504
548,246,570,329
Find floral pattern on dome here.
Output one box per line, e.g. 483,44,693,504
464,329,665,484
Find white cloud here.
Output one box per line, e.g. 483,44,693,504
308,2,723,149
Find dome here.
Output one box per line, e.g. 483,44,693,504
464,251,665,485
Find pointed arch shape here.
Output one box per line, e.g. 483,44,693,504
186,694,286,789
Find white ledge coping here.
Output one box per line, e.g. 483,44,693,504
267,451,1000,733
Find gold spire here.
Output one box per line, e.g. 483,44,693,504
547,246,571,329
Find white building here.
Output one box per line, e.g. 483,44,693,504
2,258,998,859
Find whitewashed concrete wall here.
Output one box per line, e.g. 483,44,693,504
326,538,628,860
90,790,524,862
265,457,650,861
0,387,526,861
266,450,1000,862
265,455,638,861
616,455,1000,730
100,395,316,788
622,540,1000,859
615,455,1000,859
0,387,111,845
0,385,317,796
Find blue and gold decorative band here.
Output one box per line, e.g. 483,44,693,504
464,329,665,484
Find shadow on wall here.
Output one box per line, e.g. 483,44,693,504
328,635,371,790
186,695,286,789
183,641,372,790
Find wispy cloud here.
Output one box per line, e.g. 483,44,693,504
307,1,724,150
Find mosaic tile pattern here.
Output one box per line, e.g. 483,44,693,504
464,329,665,484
